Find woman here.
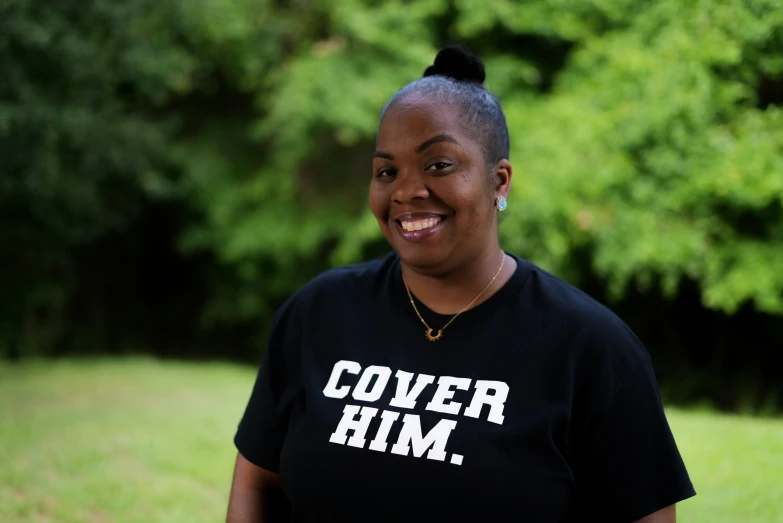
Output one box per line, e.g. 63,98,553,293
227,46,696,523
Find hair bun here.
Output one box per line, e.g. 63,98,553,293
423,45,486,85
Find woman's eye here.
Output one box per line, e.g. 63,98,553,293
376,168,396,178
426,162,451,171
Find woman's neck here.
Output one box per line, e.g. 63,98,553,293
400,246,516,315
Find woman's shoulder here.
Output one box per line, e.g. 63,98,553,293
517,257,649,368
517,258,621,321
281,251,398,312
305,251,396,293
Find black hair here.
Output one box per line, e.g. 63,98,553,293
381,45,510,166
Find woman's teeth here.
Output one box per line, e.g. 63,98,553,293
400,217,442,231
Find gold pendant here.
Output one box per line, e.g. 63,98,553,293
425,328,444,342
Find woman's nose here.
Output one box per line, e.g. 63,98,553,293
392,170,430,203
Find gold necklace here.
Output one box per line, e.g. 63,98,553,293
403,254,506,342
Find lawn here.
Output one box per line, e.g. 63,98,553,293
1,358,781,522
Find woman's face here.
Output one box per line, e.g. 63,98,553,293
368,99,511,275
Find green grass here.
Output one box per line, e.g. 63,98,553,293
1,359,782,522
0,358,248,523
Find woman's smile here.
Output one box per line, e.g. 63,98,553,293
394,214,447,242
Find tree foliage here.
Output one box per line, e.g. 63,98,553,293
0,0,197,354
170,0,783,322
2,0,782,393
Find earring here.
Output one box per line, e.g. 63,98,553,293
495,196,507,211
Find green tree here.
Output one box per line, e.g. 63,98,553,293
178,0,783,321
2,0,782,383
0,0,197,355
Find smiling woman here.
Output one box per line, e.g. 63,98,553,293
226,46,696,523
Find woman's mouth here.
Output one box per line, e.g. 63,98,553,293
394,215,446,242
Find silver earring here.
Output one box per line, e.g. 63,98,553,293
495,196,507,211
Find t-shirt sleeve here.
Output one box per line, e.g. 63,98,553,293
569,328,696,521
234,301,301,472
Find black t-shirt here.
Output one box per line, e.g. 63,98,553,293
235,252,696,522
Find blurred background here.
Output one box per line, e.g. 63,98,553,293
1,0,782,521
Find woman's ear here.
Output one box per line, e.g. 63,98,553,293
493,159,512,197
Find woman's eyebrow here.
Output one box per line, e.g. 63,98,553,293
416,134,460,153
374,134,461,160
373,150,394,160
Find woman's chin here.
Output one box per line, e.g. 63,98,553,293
395,247,451,274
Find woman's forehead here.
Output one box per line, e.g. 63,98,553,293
377,100,468,150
